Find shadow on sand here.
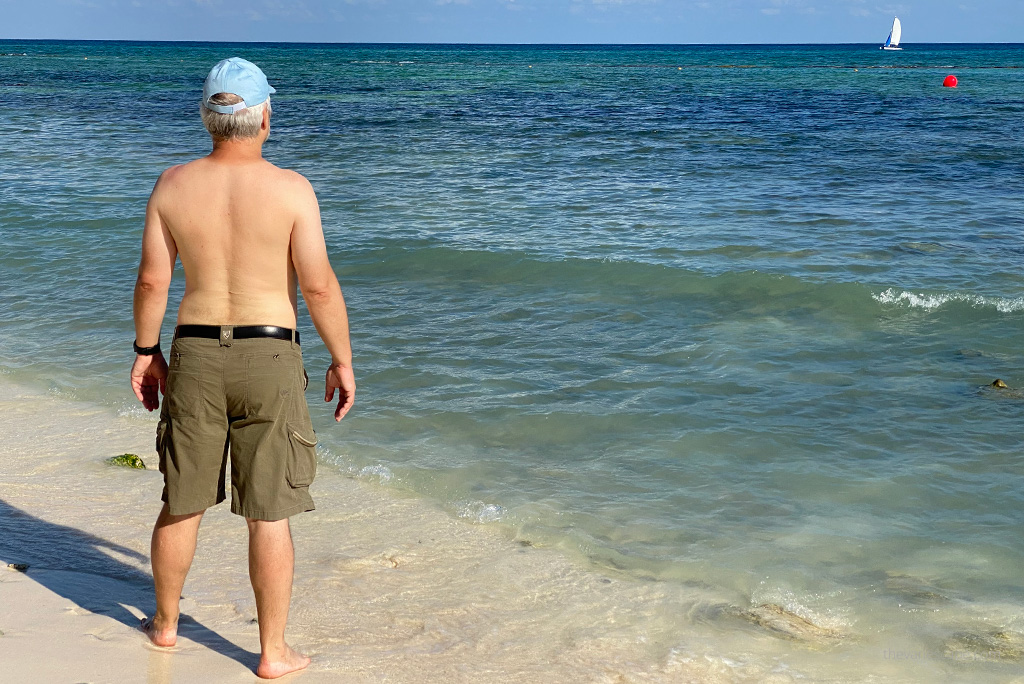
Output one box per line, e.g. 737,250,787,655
0,497,257,672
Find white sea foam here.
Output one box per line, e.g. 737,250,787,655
358,464,394,484
46,385,80,400
115,403,152,420
750,585,851,631
873,288,1024,313
458,500,507,524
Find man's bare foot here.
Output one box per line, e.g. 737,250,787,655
140,616,178,648
256,645,310,679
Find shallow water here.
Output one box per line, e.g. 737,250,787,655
2,40,1024,681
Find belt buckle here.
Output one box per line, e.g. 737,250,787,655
219,325,233,347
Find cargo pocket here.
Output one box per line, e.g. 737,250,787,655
287,425,318,487
155,420,170,474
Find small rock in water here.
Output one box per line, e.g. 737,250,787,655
982,380,1024,400
884,571,950,604
107,453,146,469
731,603,843,644
944,629,1024,663
6,563,28,572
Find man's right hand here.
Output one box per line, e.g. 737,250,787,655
325,363,355,422
131,352,168,412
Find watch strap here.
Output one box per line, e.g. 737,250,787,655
133,339,162,356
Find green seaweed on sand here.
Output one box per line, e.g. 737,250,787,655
107,453,146,469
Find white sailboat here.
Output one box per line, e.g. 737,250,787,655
880,16,902,50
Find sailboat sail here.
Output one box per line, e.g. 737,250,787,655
889,17,901,47
881,16,902,50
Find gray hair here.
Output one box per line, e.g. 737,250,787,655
199,92,272,140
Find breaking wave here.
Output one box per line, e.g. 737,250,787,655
873,288,1024,313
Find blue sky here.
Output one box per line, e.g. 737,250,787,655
2,0,1021,44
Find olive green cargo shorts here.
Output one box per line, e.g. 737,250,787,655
156,336,317,521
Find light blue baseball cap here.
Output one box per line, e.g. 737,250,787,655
202,57,276,114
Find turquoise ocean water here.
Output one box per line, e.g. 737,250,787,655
2,41,1023,679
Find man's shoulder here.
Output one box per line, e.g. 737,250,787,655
156,162,186,181
148,164,187,203
153,161,199,188
268,164,314,190
266,166,318,206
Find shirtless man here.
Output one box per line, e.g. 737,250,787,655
129,57,355,679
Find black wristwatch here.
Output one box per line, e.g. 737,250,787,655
133,339,162,356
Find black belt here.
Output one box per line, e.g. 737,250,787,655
174,325,300,345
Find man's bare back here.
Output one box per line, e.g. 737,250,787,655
153,156,308,328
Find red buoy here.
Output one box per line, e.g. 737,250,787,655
943,74,958,88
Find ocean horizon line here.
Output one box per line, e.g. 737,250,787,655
2,38,1023,48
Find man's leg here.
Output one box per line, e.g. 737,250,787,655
247,517,310,679
144,503,204,647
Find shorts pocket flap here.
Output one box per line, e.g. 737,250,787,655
290,429,318,447
287,425,318,487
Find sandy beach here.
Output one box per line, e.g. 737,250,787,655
0,378,756,684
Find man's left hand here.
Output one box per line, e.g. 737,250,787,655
131,353,168,411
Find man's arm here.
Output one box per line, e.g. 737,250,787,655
131,172,178,411
290,175,355,422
